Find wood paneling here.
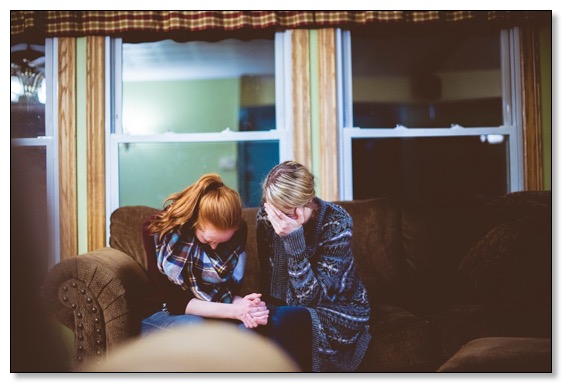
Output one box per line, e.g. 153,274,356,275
291,29,312,169
86,36,106,251
520,27,544,191
317,29,338,201
58,37,78,260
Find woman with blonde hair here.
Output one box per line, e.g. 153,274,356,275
141,173,269,334
256,161,371,372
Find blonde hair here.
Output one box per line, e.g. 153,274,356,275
148,173,242,240
262,161,316,212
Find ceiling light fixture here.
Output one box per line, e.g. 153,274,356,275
11,43,46,104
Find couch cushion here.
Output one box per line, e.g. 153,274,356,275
423,302,553,364
456,214,551,306
425,303,515,362
357,304,439,372
437,337,551,372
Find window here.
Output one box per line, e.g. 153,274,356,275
338,29,523,205
108,33,292,217
10,39,59,270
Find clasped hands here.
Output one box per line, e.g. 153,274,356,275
234,204,304,329
233,293,269,328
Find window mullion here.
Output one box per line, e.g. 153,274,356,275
112,130,283,144
46,36,60,268
338,30,354,200
276,31,292,162
111,38,123,135
341,126,354,200
504,28,519,191
343,126,513,138
504,27,523,192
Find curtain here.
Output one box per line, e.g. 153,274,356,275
11,10,550,42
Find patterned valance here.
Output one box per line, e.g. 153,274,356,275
11,10,551,42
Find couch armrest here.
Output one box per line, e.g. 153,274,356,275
42,247,151,369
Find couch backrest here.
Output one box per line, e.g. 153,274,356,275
399,200,493,307
109,205,158,270
239,207,260,295
107,202,410,303
107,200,486,305
109,191,551,309
334,198,411,304
399,191,551,308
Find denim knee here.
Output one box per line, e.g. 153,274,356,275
141,310,205,336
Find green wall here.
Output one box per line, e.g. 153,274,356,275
123,78,240,135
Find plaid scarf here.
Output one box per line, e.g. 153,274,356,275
155,227,245,303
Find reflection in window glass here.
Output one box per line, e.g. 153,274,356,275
351,32,502,128
118,141,279,208
11,43,46,138
352,136,508,205
121,39,275,135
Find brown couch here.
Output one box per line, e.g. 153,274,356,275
42,191,551,371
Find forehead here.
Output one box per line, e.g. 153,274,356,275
198,226,235,241
267,203,298,218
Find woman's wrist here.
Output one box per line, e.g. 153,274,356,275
282,227,306,256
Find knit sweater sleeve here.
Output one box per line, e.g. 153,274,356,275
283,206,355,307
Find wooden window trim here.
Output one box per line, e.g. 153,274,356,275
58,37,78,261
292,30,312,169
520,27,544,191
86,36,106,251
317,29,338,201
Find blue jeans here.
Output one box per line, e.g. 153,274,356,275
256,305,312,371
141,310,206,336
141,309,248,337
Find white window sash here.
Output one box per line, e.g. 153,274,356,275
106,32,292,241
338,29,523,201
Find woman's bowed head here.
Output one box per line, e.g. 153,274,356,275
262,161,318,236
143,173,268,330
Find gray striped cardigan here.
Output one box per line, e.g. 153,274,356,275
256,198,371,372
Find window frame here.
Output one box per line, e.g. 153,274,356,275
105,32,293,233
336,28,524,201
10,38,60,269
